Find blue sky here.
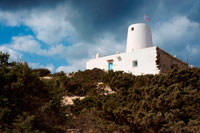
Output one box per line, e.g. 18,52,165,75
0,0,200,73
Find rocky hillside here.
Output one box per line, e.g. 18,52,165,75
0,52,200,132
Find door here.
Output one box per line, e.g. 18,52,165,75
108,62,113,70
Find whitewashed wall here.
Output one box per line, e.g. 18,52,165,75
126,23,153,52
86,46,160,75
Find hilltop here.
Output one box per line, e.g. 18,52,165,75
0,52,200,132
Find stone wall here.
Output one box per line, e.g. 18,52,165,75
156,47,189,73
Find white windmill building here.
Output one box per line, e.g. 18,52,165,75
86,23,188,75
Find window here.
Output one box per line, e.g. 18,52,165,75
131,27,134,31
132,60,138,67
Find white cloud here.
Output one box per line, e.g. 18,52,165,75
56,33,125,73
0,41,55,72
186,44,200,56
0,3,75,44
43,44,67,56
56,65,77,73
29,62,55,72
153,16,199,46
0,11,25,26
91,33,125,57
23,5,75,44
45,64,55,72
0,45,22,61
152,16,200,66
10,35,42,54
1,35,69,57
0,2,127,72
0,4,128,72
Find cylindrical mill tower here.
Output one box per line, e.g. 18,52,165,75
126,23,153,52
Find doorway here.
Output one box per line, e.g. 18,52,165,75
108,62,113,71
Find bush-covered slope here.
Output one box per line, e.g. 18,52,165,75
0,51,200,132
69,69,200,132
0,52,68,132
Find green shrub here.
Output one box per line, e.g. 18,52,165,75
32,68,51,77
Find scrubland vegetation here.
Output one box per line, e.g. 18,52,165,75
0,52,200,132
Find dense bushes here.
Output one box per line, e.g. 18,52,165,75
66,69,104,96
103,71,134,91
1,51,200,132
0,52,67,132
32,68,51,77
70,68,200,132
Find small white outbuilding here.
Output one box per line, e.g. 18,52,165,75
86,23,188,75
